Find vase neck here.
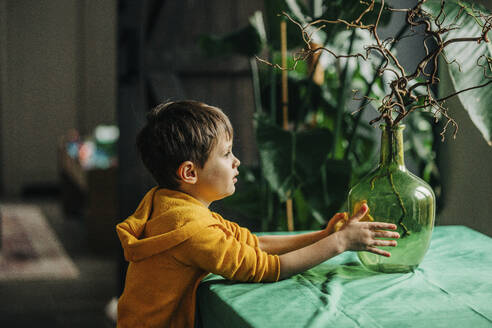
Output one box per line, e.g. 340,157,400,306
380,125,406,169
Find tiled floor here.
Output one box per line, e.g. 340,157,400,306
0,197,119,328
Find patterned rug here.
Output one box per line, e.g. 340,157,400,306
0,204,79,280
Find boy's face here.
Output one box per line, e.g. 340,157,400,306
194,134,240,205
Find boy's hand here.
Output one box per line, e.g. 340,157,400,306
325,201,374,235
324,212,348,235
336,204,400,257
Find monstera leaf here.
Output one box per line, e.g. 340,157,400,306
254,113,351,222
200,0,309,58
423,0,492,145
254,113,334,200
300,159,351,223
263,0,309,50
199,11,266,57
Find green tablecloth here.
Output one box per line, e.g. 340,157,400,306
197,226,492,327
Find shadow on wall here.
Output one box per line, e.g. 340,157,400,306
437,61,492,237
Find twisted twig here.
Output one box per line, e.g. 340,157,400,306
257,0,492,140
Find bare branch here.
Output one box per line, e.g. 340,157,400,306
437,79,492,103
257,0,491,138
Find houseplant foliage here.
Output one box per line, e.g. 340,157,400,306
200,0,393,230
200,0,491,232
277,0,491,139
275,0,491,272
424,0,492,145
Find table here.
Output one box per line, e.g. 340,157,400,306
197,226,492,327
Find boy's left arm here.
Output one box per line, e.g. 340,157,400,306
212,212,347,255
258,213,347,255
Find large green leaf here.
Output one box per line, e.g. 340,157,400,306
199,0,309,56
258,73,335,126
199,11,266,57
216,166,264,220
423,0,492,145
263,0,309,50
254,113,333,200
300,159,351,223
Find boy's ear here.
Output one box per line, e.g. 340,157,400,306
177,161,198,184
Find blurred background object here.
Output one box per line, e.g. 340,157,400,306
58,125,119,254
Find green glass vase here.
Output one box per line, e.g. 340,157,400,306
348,124,435,273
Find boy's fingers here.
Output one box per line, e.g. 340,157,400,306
367,247,391,257
374,230,400,239
349,204,368,222
371,239,398,247
371,222,397,230
325,212,348,234
333,212,346,220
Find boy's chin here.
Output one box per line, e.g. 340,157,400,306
226,187,236,198
214,188,235,202
225,187,235,197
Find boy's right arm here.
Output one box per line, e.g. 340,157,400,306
278,204,399,280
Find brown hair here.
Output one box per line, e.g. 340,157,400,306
136,100,233,189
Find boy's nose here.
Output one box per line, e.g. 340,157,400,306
234,156,240,167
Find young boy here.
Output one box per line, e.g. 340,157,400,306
116,100,399,327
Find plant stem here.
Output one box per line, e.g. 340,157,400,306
263,181,274,232
332,30,357,158
281,18,294,231
269,51,277,122
281,20,289,130
389,171,410,237
250,58,262,113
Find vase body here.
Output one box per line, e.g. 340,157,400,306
348,125,435,273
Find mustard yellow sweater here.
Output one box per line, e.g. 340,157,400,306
116,187,280,327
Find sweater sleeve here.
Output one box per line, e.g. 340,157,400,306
211,212,259,247
173,224,280,283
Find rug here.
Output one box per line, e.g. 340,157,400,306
0,204,79,280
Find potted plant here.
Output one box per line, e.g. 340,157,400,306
268,0,491,272
201,0,422,232
200,0,491,256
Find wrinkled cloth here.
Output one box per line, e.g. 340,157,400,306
198,226,492,327
116,187,280,328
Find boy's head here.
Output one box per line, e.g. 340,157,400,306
137,100,235,191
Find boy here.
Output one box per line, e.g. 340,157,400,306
116,100,399,327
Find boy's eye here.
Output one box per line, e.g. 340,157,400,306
225,151,231,157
